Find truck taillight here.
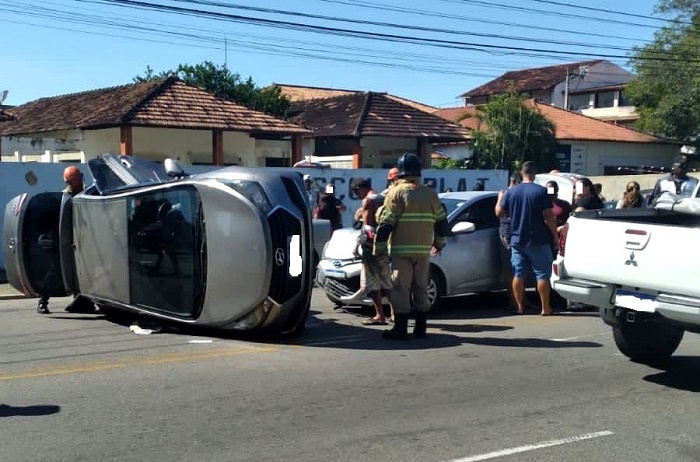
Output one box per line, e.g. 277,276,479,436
559,223,569,257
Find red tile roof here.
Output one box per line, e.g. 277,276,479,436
275,83,437,113
0,78,309,136
433,101,677,144
288,92,471,141
460,60,605,99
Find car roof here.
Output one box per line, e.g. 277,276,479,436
438,191,498,200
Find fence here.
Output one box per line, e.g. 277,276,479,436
1,150,87,163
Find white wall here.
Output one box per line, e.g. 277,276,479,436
3,128,268,167
2,130,85,156
254,139,292,167
559,140,679,175
360,136,421,168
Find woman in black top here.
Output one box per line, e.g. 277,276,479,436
574,178,605,212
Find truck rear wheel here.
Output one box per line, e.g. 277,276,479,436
613,322,684,365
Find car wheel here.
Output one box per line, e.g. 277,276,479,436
428,266,446,310
613,322,684,365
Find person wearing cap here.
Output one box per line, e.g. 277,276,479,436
374,153,448,340
302,174,320,213
648,155,699,205
37,165,96,315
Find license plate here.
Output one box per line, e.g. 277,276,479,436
615,289,657,313
323,269,347,278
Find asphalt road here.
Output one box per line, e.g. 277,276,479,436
2,290,700,462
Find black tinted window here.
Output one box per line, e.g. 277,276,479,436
127,186,204,318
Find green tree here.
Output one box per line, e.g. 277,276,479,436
134,61,291,118
625,0,700,143
465,90,558,171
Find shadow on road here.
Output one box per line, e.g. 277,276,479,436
643,356,700,393
459,337,603,349
0,404,61,418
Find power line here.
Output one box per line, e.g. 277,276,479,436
81,0,696,63
315,0,651,43
524,0,690,26
440,0,662,29
154,0,638,52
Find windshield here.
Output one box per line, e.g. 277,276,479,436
115,155,170,184
88,154,170,194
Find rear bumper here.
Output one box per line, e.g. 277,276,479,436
551,276,615,309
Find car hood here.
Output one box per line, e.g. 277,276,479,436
322,228,360,260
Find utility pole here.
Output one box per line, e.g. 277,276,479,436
564,68,570,111
224,36,228,68
563,66,589,111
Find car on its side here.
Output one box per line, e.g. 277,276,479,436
3,154,315,337
316,191,513,309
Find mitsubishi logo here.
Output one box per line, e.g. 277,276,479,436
274,248,285,267
625,252,638,267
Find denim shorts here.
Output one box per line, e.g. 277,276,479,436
511,244,553,280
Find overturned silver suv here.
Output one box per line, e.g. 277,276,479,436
3,154,313,336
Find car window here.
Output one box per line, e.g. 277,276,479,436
453,197,499,230
127,185,204,318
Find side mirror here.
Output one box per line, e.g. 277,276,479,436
451,221,475,234
164,158,185,179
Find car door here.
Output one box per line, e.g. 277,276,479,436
3,192,69,298
441,196,501,294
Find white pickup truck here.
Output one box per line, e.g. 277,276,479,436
551,190,700,364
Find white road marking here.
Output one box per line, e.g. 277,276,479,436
448,430,614,462
550,333,608,342
188,339,213,344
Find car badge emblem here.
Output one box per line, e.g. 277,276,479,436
275,248,285,266
333,260,342,268
625,252,637,267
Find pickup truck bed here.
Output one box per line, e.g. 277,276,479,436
552,207,700,364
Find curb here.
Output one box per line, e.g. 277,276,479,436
0,293,30,301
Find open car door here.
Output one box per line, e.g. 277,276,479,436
3,192,69,298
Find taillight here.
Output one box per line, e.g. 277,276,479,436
559,223,569,257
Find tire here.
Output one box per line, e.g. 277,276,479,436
428,266,446,310
613,322,684,365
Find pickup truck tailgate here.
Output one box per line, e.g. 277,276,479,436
563,215,700,299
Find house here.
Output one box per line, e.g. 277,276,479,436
0,77,309,167
434,100,681,175
460,60,638,126
281,87,471,168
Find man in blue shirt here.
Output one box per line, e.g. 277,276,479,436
496,161,559,316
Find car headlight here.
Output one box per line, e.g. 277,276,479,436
219,180,272,213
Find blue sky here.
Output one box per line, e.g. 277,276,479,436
2,0,670,108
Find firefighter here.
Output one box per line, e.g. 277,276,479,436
373,153,448,340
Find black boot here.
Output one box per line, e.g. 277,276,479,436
37,297,50,314
414,312,428,338
382,314,409,340
65,295,96,313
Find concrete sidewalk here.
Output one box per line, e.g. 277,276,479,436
0,270,27,300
